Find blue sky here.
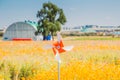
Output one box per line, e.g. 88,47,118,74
0,0,120,28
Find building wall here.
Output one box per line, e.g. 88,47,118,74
62,25,120,33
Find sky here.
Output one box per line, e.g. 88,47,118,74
0,0,120,28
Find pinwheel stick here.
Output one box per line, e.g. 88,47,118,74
58,60,60,80
55,49,61,80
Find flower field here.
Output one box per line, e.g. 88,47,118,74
0,38,120,80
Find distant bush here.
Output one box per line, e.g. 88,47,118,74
61,32,97,36
61,32,115,37
0,32,3,36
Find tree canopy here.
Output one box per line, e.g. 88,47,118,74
37,2,66,40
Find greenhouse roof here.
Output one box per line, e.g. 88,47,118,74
25,21,38,30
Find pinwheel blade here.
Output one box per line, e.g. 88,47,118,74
63,46,74,51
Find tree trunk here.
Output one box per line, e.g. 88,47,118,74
51,32,54,41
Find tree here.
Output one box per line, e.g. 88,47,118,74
37,2,66,40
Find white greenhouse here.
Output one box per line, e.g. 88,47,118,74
3,21,38,41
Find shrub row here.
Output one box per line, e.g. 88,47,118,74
0,32,3,36
61,32,113,36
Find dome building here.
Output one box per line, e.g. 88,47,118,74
3,21,38,41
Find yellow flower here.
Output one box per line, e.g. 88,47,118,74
21,77,25,80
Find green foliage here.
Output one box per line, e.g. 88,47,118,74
0,61,37,80
9,64,19,80
0,61,11,80
37,2,66,40
114,57,120,65
19,64,34,79
0,32,3,36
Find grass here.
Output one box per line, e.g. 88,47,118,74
63,36,120,41
0,37,120,80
